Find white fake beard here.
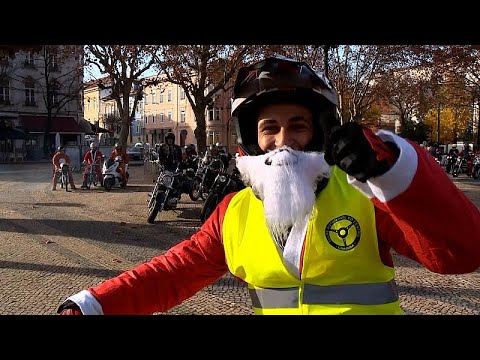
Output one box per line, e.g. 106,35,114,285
236,146,332,248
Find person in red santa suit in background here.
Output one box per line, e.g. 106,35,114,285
58,56,480,315
81,142,103,189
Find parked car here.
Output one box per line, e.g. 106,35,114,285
126,146,143,161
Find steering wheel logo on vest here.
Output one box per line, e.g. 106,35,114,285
325,215,361,251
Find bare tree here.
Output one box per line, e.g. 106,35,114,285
154,45,264,153
328,45,412,123
36,46,83,154
84,45,160,149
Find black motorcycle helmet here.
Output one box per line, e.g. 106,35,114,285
231,56,340,156
57,146,64,152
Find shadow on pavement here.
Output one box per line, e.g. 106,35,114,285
0,259,121,278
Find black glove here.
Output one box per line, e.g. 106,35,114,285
57,300,83,315
324,122,399,183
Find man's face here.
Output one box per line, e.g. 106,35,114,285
257,103,314,152
166,138,173,145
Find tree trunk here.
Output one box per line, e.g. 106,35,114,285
118,113,130,149
194,108,207,153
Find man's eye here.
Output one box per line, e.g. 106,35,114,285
261,127,277,134
291,124,308,131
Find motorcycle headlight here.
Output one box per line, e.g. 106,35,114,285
218,175,227,183
161,174,173,186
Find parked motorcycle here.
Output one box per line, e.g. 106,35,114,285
190,156,225,201
472,155,480,179
102,155,129,191
451,155,469,177
147,162,197,224
445,153,458,173
199,168,245,224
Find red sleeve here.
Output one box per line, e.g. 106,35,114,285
375,142,480,274
87,192,238,315
83,152,91,162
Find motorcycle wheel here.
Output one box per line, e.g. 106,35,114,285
63,174,69,192
147,192,165,224
452,166,459,177
189,177,202,201
104,177,114,191
200,192,219,224
473,166,480,179
86,174,92,189
147,202,159,224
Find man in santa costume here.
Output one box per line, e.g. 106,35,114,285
58,56,480,315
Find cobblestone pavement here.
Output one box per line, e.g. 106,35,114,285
0,161,479,315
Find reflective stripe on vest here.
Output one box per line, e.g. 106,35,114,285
250,280,399,309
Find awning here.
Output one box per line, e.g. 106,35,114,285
20,115,84,133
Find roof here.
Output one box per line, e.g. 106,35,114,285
19,115,84,133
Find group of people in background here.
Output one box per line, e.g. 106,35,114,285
50,142,129,191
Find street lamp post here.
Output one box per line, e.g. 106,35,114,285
437,102,441,146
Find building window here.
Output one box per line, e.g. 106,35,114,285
25,78,35,106
208,107,214,121
52,92,58,106
0,78,10,104
180,109,186,123
49,54,59,71
207,131,214,145
160,113,164,123
180,88,186,100
168,89,172,102
216,107,222,121
152,92,156,104
93,98,96,109
215,132,220,144
145,115,148,124
144,93,149,105
152,114,155,124
159,93,164,103
25,51,35,67
168,111,172,122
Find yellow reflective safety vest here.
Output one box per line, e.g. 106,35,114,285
222,166,403,315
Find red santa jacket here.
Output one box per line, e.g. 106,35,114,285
67,132,480,315
83,149,103,165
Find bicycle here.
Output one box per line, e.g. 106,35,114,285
84,160,102,189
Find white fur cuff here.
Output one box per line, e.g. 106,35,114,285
67,290,104,315
348,130,418,202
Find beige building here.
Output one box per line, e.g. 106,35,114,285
138,75,237,154
142,75,195,147
83,77,119,146
82,74,238,154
